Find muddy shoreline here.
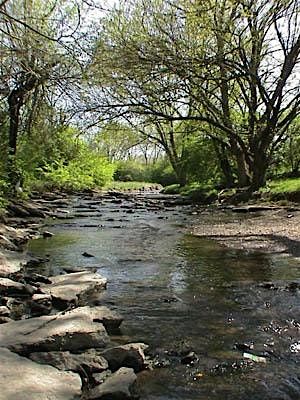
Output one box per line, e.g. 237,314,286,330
191,204,300,255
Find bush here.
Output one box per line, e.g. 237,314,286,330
180,183,218,203
44,154,115,191
147,161,178,186
161,184,181,194
260,178,300,201
114,160,147,182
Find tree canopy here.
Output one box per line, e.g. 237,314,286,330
0,0,300,196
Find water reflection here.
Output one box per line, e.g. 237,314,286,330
178,235,274,284
27,196,300,400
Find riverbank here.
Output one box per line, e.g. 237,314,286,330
0,190,153,400
192,204,300,255
2,191,300,399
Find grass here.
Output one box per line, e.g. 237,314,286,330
103,181,162,191
265,177,300,194
260,177,300,202
162,182,218,203
161,184,181,194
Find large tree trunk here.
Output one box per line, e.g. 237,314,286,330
230,139,251,188
168,154,187,186
213,141,234,188
8,91,22,156
7,74,38,188
236,152,251,187
249,151,268,191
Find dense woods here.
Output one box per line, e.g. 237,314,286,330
1,0,300,200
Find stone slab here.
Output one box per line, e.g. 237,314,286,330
0,277,28,295
29,350,108,373
0,307,109,354
0,347,81,400
0,250,27,277
41,271,107,307
71,306,123,330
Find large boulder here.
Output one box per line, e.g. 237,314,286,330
101,343,149,372
41,271,107,309
0,347,81,400
86,367,138,400
30,350,108,373
0,307,110,354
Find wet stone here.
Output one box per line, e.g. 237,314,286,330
86,367,138,400
101,343,149,372
42,230,54,238
82,252,95,257
181,351,198,365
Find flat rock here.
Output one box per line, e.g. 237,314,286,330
0,306,10,317
86,367,138,400
0,316,12,324
0,306,110,354
41,271,107,308
30,350,108,373
0,277,29,296
0,250,27,277
71,306,123,331
0,223,31,248
63,266,93,273
101,343,148,372
0,347,81,400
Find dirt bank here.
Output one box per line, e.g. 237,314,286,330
191,205,300,255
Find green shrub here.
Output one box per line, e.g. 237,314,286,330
180,183,218,203
260,178,300,201
161,184,181,194
147,161,178,186
104,181,160,191
44,154,114,191
114,160,147,182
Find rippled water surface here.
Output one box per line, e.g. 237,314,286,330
28,193,300,400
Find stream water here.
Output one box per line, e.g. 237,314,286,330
28,192,300,400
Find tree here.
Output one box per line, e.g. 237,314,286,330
186,0,300,190
88,0,198,185
89,0,300,190
92,122,142,161
0,0,97,186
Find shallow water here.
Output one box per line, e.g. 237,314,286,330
28,193,300,400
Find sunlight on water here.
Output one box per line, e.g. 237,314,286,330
28,194,300,400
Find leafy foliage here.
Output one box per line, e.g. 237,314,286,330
43,154,114,191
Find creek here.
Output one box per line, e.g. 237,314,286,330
28,192,300,400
